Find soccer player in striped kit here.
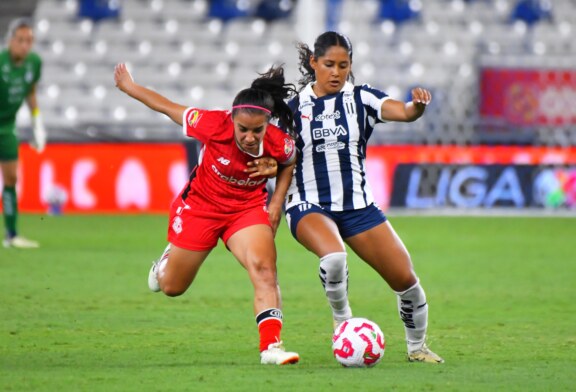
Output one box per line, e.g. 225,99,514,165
280,31,443,363
114,63,299,365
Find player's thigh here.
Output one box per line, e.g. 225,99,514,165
298,213,345,256
345,221,416,291
0,160,17,185
163,244,211,290
227,224,278,281
286,204,345,257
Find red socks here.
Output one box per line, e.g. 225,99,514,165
256,308,283,352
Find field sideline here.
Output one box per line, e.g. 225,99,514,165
1,214,575,391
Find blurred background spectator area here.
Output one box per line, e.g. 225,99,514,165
3,0,576,146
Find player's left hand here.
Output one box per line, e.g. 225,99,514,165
31,112,47,153
245,157,278,178
410,87,432,107
114,63,135,93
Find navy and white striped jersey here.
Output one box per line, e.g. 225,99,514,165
285,81,389,212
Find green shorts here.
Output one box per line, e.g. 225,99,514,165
0,123,19,161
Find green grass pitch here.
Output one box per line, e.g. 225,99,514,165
1,214,575,391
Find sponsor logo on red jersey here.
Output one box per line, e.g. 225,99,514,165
188,110,203,127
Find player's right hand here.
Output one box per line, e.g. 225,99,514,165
245,157,278,178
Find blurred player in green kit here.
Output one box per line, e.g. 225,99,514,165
1,18,46,248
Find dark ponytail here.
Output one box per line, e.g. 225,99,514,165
232,65,297,138
296,31,355,91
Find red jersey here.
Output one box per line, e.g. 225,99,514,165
180,107,296,213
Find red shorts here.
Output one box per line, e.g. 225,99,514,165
167,197,271,251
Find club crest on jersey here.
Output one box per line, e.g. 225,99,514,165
312,125,348,140
188,110,203,127
284,138,294,156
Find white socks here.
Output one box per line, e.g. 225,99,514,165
319,252,352,322
395,280,428,352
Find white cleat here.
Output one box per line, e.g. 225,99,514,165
260,342,300,365
3,236,39,249
148,261,161,292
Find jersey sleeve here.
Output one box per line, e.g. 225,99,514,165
359,84,390,123
182,108,226,144
267,126,296,165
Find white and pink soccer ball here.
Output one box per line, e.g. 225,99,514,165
332,317,386,367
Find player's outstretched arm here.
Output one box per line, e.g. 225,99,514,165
380,87,432,123
114,63,187,125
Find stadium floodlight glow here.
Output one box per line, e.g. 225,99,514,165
251,19,266,35
113,107,126,121
37,19,50,34
380,20,395,36
165,20,178,34
139,41,152,55
451,0,465,12
338,21,352,35
399,41,413,55
64,0,77,12
360,63,375,78
64,107,78,121
225,42,239,56
215,62,230,77
46,85,60,99
487,42,500,54
123,20,135,34
443,41,458,56
425,21,439,35
512,20,527,36
181,42,195,56
79,19,93,34
558,22,571,36
93,86,107,100
151,0,163,12
189,87,204,101
74,62,87,77
167,63,181,77
268,41,282,56
469,20,483,36
458,63,472,79
208,19,222,34
385,85,402,101
356,41,370,58
533,42,546,56
495,0,509,14
94,40,107,55
51,40,64,55
409,63,424,78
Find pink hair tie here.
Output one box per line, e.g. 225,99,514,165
232,104,271,114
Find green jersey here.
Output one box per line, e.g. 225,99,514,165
0,48,42,131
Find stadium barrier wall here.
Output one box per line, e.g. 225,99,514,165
4,144,576,213
480,68,576,127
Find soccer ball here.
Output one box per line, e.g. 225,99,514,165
332,317,386,367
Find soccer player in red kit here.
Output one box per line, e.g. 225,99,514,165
114,63,299,365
